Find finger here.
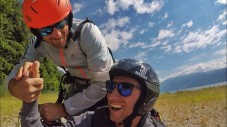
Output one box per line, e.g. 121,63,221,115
22,62,33,76
29,90,42,99
31,93,41,102
30,61,40,78
27,78,44,88
33,79,44,90
25,92,41,103
15,66,23,80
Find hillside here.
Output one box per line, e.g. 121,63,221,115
160,68,227,93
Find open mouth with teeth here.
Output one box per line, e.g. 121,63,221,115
111,104,122,111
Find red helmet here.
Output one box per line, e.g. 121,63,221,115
22,0,72,29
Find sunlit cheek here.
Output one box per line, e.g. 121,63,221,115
126,91,141,114
126,96,139,115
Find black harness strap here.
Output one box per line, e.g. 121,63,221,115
73,17,115,63
56,66,71,103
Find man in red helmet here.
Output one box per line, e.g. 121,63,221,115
6,0,113,123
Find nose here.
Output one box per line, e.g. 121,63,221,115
51,27,62,38
108,87,120,99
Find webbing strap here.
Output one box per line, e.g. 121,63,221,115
73,17,115,62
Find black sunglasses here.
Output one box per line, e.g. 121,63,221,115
106,80,141,97
39,18,68,36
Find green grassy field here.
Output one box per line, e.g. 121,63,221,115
157,85,226,104
154,85,227,127
0,85,226,127
0,92,58,127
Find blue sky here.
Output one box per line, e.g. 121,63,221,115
72,0,226,82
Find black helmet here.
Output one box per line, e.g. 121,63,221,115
109,58,160,116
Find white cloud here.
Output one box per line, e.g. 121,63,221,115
157,29,175,40
121,31,133,42
163,12,168,19
167,21,173,28
134,0,164,14
216,0,227,4
174,45,182,53
134,51,148,61
222,21,227,25
149,40,161,48
129,41,146,48
100,17,134,51
162,57,227,81
92,9,105,16
105,0,164,15
72,3,84,14
217,11,227,21
181,25,226,53
118,0,134,10
161,45,172,52
139,29,148,34
188,53,207,62
148,22,155,27
104,30,121,51
214,48,227,56
217,11,227,25
101,17,130,31
145,29,175,48
106,0,118,15
182,20,193,28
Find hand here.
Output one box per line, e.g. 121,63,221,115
15,61,38,80
8,61,43,103
39,103,68,123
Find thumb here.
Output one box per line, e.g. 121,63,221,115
30,61,40,78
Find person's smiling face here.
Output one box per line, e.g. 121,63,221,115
107,76,141,123
40,18,69,49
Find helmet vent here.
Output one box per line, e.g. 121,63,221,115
57,0,60,5
26,16,32,22
30,6,38,14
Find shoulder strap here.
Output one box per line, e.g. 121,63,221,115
72,17,115,63
150,108,166,127
73,17,95,41
91,107,114,127
151,116,166,127
72,17,94,57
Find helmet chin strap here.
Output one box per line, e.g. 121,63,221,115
30,28,43,49
122,80,147,127
123,112,138,127
122,92,144,127
65,11,73,49
64,29,73,49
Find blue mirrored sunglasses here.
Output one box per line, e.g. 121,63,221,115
106,80,141,97
39,18,68,36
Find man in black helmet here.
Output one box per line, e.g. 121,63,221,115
21,58,165,127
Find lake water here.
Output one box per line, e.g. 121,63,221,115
163,81,227,93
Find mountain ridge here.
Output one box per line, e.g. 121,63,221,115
160,68,227,93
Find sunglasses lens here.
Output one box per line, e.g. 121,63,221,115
106,80,115,93
55,19,67,30
39,19,67,36
106,80,134,97
118,83,133,97
39,27,53,36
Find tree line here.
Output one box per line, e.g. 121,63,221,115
0,0,61,95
